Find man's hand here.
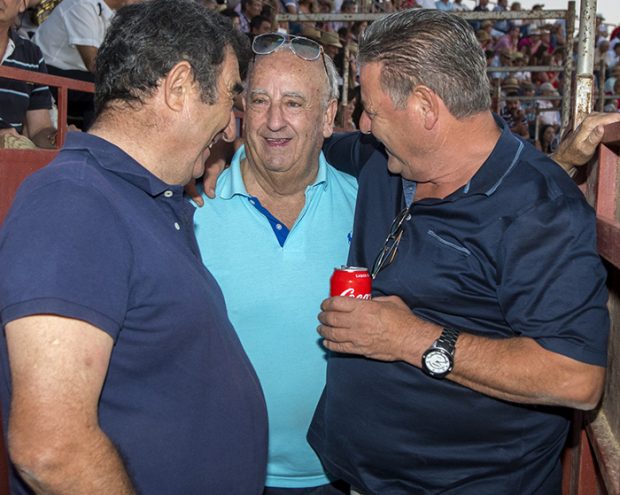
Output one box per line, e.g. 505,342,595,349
552,112,620,171
317,295,439,362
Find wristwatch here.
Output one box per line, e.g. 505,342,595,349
422,327,460,379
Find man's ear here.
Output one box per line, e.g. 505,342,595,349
322,99,338,138
162,61,195,113
411,85,439,131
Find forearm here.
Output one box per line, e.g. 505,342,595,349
11,427,136,495
400,322,605,410
30,127,57,149
447,333,604,409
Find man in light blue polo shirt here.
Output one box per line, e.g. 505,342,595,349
193,34,356,494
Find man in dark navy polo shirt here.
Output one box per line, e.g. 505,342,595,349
308,10,610,494
0,1,267,494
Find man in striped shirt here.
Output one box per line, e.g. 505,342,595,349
1,0,56,148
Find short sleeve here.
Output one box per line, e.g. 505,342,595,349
64,2,106,47
0,178,132,339
498,195,609,366
27,44,53,111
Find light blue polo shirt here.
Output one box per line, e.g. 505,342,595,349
194,145,357,488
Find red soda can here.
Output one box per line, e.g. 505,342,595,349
330,266,372,299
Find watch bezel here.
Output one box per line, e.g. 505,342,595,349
421,327,460,379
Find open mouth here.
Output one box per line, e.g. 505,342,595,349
264,137,291,147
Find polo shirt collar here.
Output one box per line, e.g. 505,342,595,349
2,31,17,62
218,144,329,200
62,132,180,197
459,114,525,197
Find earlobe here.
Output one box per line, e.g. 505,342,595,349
414,86,439,130
322,99,338,138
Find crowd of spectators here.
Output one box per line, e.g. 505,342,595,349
1,0,619,150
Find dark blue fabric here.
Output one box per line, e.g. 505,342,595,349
248,195,290,247
0,132,268,494
311,120,609,494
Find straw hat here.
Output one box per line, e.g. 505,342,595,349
301,25,322,42
320,30,343,48
502,77,520,91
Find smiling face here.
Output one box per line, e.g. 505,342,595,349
242,50,336,182
181,48,241,184
358,62,423,181
0,0,25,28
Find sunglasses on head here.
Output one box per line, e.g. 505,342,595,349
252,32,323,60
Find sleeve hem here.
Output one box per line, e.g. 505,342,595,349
1,298,122,340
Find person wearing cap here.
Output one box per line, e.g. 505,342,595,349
537,81,561,128
500,90,530,139
193,33,354,494
320,30,343,59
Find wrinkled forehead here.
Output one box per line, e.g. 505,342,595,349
248,50,325,90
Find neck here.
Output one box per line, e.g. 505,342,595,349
89,109,181,185
415,112,501,200
241,153,320,199
240,153,320,229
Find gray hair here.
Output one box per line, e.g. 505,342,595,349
323,53,340,105
358,9,491,118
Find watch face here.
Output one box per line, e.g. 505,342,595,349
425,349,451,375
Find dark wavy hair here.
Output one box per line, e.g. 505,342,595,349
95,0,235,114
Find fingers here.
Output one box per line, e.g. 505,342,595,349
184,182,204,206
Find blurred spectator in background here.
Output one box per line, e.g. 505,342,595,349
221,8,242,30
1,0,56,149
493,0,509,34
538,81,561,129
238,0,264,32
451,0,468,11
536,124,558,153
500,91,531,138
33,0,137,129
605,42,620,73
249,14,272,41
435,0,453,12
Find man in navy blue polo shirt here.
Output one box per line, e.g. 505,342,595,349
0,1,267,494
309,10,610,494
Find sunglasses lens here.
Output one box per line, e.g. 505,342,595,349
291,37,322,60
252,33,285,55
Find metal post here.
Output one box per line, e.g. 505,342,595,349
560,1,575,136
340,43,351,128
598,59,606,112
573,0,597,129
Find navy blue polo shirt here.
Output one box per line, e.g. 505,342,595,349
310,120,609,494
0,30,52,132
0,133,268,494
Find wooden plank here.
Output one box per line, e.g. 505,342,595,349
0,150,57,225
0,65,94,93
597,216,620,270
587,412,620,495
595,145,618,220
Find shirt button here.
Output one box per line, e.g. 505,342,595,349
249,199,256,205
164,190,173,198
174,222,180,230
275,223,282,230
